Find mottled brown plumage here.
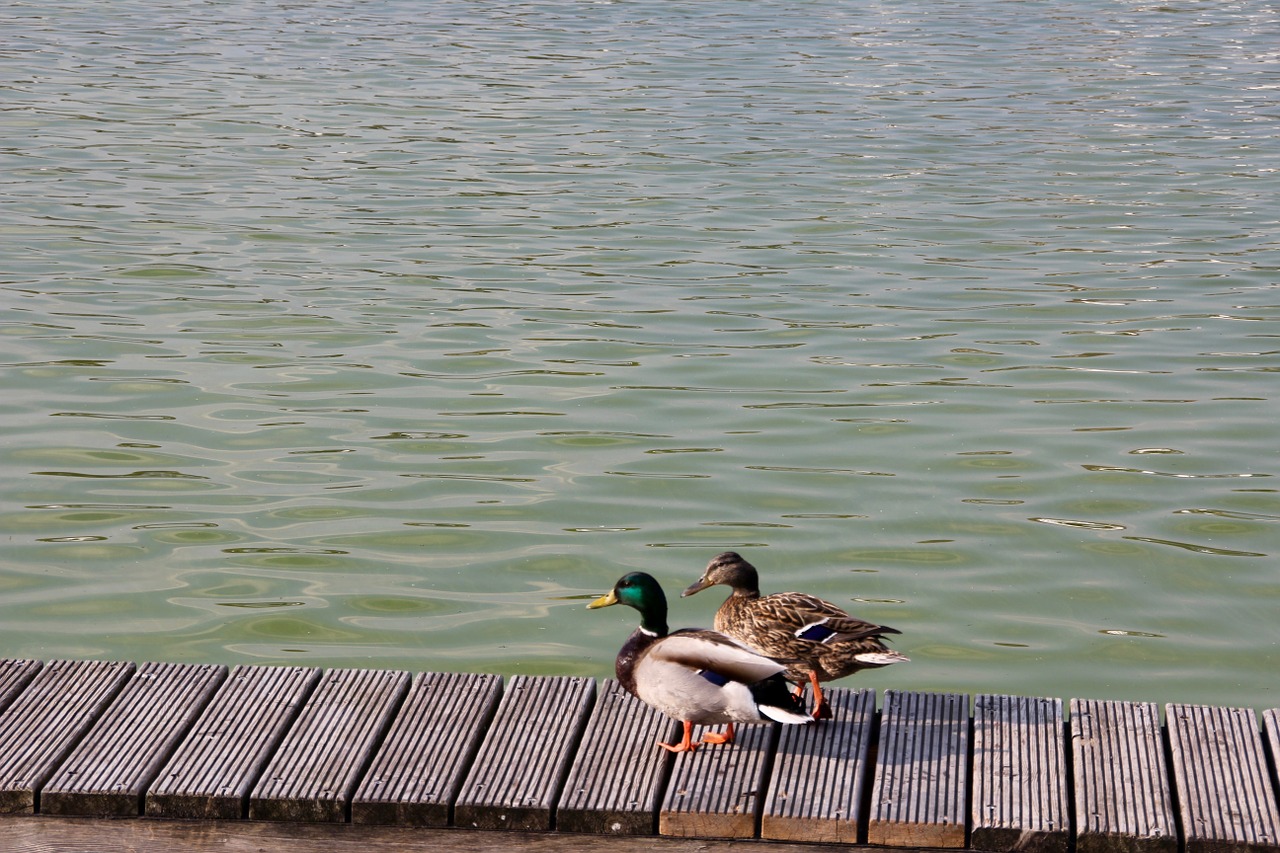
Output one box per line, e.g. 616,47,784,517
682,551,908,719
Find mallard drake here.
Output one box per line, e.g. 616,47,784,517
682,551,908,720
588,570,811,753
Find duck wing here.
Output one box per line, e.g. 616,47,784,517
732,592,900,649
652,630,787,684
820,614,902,642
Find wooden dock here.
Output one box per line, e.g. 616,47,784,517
1,658,1279,853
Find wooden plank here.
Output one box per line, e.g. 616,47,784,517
557,678,678,835
658,721,776,839
351,670,502,826
868,690,970,848
760,687,875,845
1266,711,1280,813
1071,699,1177,853
0,659,134,813
0,660,42,713
454,675,595,832
1166,703,1280,853
0,814,886,853
40,662,226,817
147,664,321,820
249,668,411,822
971,694,1068,853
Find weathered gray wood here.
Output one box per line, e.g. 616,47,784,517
0,660,42,713
1265,711,1280,818
16,657,1280,853
249,668,411,823
971,694,1068,853
1166,703,1280,853
1071,699,1177,853
40,661,226,817
454,675,595,831
659,721,776,839
351,670,502,826
761,687,875,844
557,678,678,835
0,814,889,853
868,690,970,848
147,664,321,820
0,659,134,814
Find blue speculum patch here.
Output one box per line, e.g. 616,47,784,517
797,623,835,642
698,669,730,687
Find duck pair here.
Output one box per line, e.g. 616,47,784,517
588,551,908,753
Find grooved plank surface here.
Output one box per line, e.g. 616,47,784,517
1265,711,1280,828
351,670,502,827
1166,703,1280,853
8,654,1280,851
558,678,678,835
761,687,875,845
249,668,411,823
971,695,1068,853
0,660,41,713
0,659,135,814
41,662,227,817
868,690,970,848
454,675,595,832
1071,699,1176,853
659,721,777,840
147,665,321,820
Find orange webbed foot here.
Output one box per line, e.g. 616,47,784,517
656,739,698,753
698,723,735,746
657,720,699,752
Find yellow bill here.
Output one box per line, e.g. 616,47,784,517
587,590,618,609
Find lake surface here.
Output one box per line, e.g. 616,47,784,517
3,0,1278,710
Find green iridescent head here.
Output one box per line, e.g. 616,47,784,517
588,571,669,635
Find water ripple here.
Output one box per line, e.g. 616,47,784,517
2,0,1277,707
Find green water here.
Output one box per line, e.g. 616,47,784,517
2,0,1278,710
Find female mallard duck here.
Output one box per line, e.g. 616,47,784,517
682,551,908,720
588,571,811,753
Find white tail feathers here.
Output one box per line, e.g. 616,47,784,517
855,650,911,665
759,704,813,725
